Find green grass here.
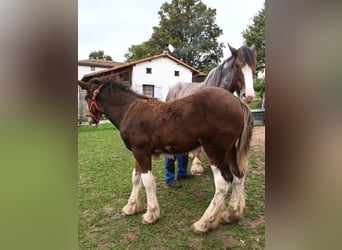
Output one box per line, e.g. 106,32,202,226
78,123,265,249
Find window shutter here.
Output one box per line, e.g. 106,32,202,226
135,84,143,95
155,86,163,99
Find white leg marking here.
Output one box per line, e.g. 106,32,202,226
192,165,229,233
141,171,160,224
230,175,246,207
231,175,246,219
241,64,255,101
190,156,203,175
122,168,142,215
221,175,246,223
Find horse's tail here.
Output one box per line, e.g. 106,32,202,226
236,102,254,176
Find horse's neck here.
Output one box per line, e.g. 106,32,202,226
203,59,234,92
100,89,140,129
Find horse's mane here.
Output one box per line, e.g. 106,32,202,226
201,57,233,87
89,77,149,100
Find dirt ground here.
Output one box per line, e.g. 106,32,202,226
251,125,265,150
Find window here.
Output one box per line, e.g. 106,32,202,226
174,70,180,76
143,84,154,97
146,67,152,74
90,66,95,71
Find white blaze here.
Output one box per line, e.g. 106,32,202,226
241,65,255,99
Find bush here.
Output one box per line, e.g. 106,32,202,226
249,98,263,109
254,78,265,97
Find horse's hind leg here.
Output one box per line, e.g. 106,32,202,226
221,174,246,223
192,165,230,233
221,150,246,223
122,166,142,215
190,148,204,175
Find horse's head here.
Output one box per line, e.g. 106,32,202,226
226,43,257,104
78,79,105,127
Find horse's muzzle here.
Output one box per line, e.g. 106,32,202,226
241,93,254,104
243,95,253,104
88,117,99,127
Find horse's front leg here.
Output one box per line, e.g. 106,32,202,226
133,152,160,224
141,169,160,224
192,165,230,233
122,164,142,215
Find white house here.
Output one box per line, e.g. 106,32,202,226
78,49,205,122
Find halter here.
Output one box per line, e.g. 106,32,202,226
87,84,104,123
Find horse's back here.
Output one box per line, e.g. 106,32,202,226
166,82,202,101
175,87,245,131
165,82,182,102
187,87,242,111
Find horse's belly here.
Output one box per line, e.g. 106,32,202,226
154,141,200,155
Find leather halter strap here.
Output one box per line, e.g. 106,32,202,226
87,84,104,123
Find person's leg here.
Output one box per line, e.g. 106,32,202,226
164,155,175,183
165,155,182,188
177,154,189,178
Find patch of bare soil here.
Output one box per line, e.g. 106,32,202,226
251,126,265,150
249,126,265,175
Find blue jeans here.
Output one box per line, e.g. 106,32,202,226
164,154,188,183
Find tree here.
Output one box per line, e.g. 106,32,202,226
242,3,265,102
88,50,113,61
242,3,265,75
124,41,158,62
124,0,224,73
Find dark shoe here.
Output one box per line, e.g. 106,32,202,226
166,180,182,188
177,174,195,180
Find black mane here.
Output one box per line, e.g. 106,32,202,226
237,46,256,72
90,77,149,100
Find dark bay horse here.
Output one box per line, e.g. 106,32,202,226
166,44,256,176
78,77,254,233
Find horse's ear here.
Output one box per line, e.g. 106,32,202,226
78,80,89,90
227,43,237,57
250,44,256,52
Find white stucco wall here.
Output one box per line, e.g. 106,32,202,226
78,65,109,120
131,57,193,101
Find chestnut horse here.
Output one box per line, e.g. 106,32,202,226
78,77,253,233
166,44,256,176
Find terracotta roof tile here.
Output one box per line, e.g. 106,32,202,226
78,59,127,68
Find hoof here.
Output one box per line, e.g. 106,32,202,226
142,207,160,224
122,203,138,215
190,162,203,175
142,212,158,224
220,210,243,224
191,221,208,234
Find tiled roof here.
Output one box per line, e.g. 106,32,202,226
82,51,203,81
78,59,127,68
